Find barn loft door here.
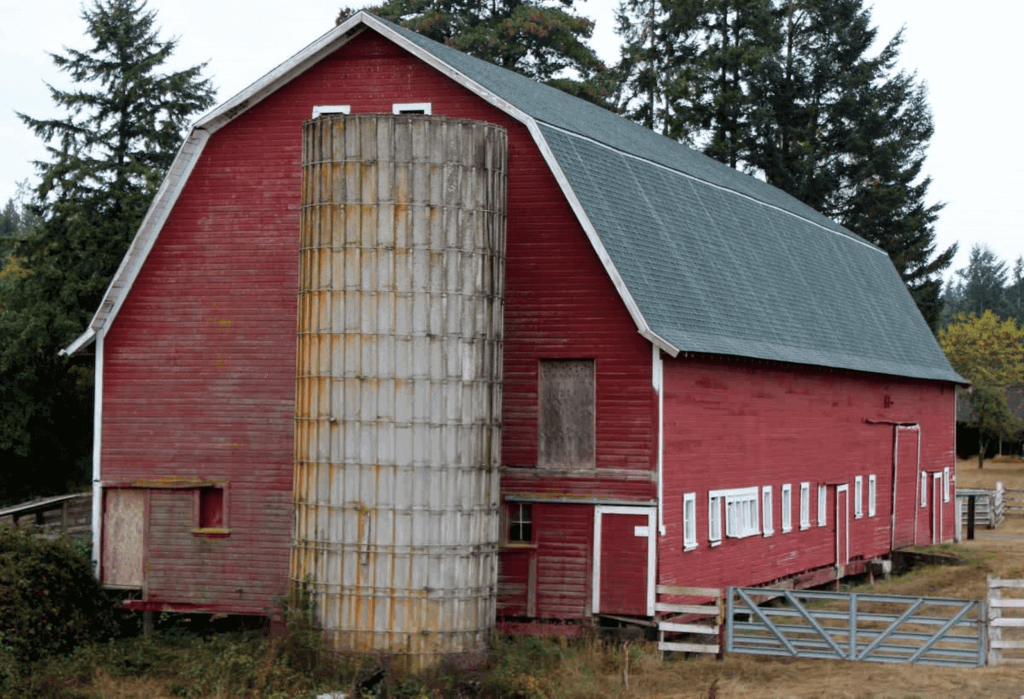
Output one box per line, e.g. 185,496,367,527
102,488,145,588
892,426,920,549
592,506,655,617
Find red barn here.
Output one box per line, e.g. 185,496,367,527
65,13,962,648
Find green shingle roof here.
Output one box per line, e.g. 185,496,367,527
384,18,961,384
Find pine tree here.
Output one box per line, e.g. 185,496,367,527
943,244,1010,321
613,0,954,328
339,0,611,104
0,0,215,502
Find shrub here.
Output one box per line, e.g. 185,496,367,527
0,526,115,662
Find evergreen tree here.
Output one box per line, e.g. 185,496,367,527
613,0,954,328
0,0,214,502
338,0,611,104
1007,256,1024,325
943,244,1010,321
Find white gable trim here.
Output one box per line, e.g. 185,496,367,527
62,12,671,357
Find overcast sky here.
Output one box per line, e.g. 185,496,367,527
1,0,1019,283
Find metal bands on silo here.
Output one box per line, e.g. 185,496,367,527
291,115,507,669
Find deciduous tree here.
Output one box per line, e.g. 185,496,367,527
939,311,1024,468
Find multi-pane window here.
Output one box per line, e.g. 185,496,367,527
781,484,792,533
538,359,595,469
868,475,877,517
854,476,864,518
508,503,533,542
709,494,723,546
683,493,697,551
799,482,811,530
762,486,774,536
818,485,827,527
723,487,759,538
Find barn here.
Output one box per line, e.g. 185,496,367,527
63,12,963,663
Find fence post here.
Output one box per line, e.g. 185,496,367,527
968,496,976,540
988,576,1001,666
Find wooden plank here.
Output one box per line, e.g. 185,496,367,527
990,579,1024,589
990,599,1024,608
990,618,1024,628
989,639,1024,649
658,641,719,654
658,621,717,635
656,585,720,597
655,602,718,615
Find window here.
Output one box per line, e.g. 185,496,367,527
683,493,697,550
799,482,811,530
854,476,863,518
311,105,350,118
194,486,228,536
538,359,595,468
921,471,928,506
709,494,723,546
508,503,532,543
781,484,792,533
392,102,432,115
818,485,827,527
762,486,774,536
868,475,877,516
716,487,759,539
943,467,950,503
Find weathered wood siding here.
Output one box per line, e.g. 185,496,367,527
658,354,957,592
100,31,655,617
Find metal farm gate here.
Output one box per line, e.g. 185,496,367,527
726,587,985,667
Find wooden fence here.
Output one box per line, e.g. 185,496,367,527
957,484,1005,529
0,492,91,541
988,577,1024,665
655,585,722,657
1004,489,1024,518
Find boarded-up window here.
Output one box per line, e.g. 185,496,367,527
102,488,144,588
538,359,595,468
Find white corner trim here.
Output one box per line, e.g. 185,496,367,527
61,328,96,357
91,331,104,577
311,105,351,118
652,346,665,536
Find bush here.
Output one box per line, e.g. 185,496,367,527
0,526,115,663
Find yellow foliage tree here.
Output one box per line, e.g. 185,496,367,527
939,311,1024,468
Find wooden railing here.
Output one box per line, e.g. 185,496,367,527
0,492,91,541
957,483,1005,528
988,577,1024,665
655,585,723,656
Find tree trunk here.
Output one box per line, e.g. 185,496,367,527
978,435,988,469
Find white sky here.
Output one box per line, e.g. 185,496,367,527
1,0,1020,282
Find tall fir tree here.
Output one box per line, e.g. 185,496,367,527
338,0,611,103
0,0,214,502
613,0,954,328
942,244,1010,322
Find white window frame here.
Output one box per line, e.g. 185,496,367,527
708,494,723,546
943,467,950,503
762,486,774,536
311,105,350,118
392,102,432,115
854,475,863,519
818,485,827,527
781,484,792,533
799,482,811,530
921,471,928,507
709,487,759,540
683,493,697,551
868,474,877,517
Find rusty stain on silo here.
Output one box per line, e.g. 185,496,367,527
291,115,507,669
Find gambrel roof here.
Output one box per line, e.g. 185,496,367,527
65,12,963,384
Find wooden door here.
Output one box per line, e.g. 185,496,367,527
835,485,849,570
593,507,654,616
893,426,920,549
102,488,145,588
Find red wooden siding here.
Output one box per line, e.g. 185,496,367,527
658,354,956,592
533,504,592,618
101,30,654,616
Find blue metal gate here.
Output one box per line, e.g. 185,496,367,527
726,587,985,667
